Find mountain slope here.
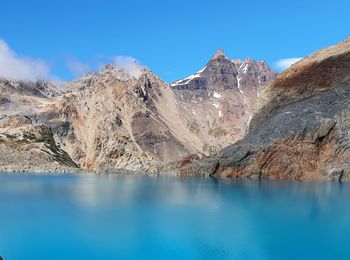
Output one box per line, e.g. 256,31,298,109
180,37,350,181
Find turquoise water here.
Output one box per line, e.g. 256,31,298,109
0,174,350,260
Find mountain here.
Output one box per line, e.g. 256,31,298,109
180,37,350,181
0,51,276,172
170,50,276,152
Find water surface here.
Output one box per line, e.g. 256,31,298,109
0,174,350,259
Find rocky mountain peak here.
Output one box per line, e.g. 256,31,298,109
212,49,227,59
231,59,243,66
257,59,268,65
171,51,276,94
100,64,134,80
168,51,277,157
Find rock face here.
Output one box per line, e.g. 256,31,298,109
0,51,276,172
180,37,350,181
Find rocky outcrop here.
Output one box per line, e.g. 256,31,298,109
180,37,350,181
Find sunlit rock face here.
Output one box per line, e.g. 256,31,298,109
180,38,350,181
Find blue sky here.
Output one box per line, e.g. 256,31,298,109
0,0,349,82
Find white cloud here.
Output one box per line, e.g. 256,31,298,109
275,57,303,71
0,38,145,81
66,58,90,76
0,39,52,80
113,56,143,78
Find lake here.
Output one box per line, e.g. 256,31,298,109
0,173,349,259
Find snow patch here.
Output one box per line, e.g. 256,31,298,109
238,61,249,74
242,63,249,73
212,103,219,109
237,75,243,94
239,62,245,69
170,66,206,87
219,110,222,117
213,92,221,98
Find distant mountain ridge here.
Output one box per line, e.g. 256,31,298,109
0,50,276,172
